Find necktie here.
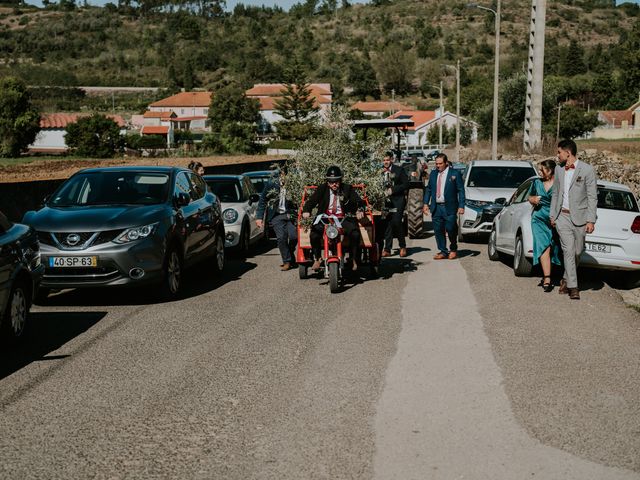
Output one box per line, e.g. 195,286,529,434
565,164,575,171
330,193,337,214
437,171,444,198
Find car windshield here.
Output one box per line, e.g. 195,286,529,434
49,171,170,206
206,180,242,202
467,166,535,189
597,188,639,212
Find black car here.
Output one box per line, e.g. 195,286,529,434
22,167,225,300
0,211,43,341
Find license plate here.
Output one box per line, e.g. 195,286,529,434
585,243,611,253
49,256,98,267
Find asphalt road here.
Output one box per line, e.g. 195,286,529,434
1,232,639,479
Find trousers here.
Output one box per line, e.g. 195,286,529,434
270,213,297,264
310,218,361,262
432,203,458,255
383,211,406,251
555,212,586,289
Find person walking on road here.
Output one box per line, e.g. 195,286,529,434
423,153,465,260
256,166,297,271
550,139,598,300
381,151,410,258
528,159,562,292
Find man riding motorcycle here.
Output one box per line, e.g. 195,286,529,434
302,166,365,271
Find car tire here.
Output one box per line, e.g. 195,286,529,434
238,221,250,257
2,279,29,341
160,246,182,300
513,234,533,277
407,188,424,239
487,228,500,261
211,232,225,273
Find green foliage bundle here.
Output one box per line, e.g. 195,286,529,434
0,77,41,158
284,106,388,211
65,114,124,157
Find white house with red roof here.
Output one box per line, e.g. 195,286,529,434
29,113,127,153
245,83,332,128
594,98,640,139
351,101,411,118
387,109,478,148
145,91,213,134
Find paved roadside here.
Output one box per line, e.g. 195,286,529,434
374,235,640,479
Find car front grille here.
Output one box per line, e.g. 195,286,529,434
37,230,123,250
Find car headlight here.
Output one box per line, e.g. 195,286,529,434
223,208,239,224
114,223,158,244
326,225,340,239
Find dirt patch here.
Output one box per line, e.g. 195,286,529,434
0,154,285,183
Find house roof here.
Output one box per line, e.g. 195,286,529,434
599,110,634,126
352,101,411,113
172,116,208,122
257,96,327,111
40,113,126,129
143,111,176,119
141,125,170,135
149,91,212,108
388,110,437,130
246,83,332,97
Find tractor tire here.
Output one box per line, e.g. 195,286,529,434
407,187,424,239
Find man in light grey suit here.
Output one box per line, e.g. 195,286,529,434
550,139,598,300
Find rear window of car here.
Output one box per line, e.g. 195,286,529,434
50,172,170,206
206,180,242,202
467,166,536,189
249,177,269,193
597,188,639,212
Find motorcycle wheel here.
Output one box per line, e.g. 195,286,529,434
329,262,340,293
298,264,308,279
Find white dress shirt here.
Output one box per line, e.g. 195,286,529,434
328,190,342,215
562,160,579,210
436,167,449,203
278,187,287,213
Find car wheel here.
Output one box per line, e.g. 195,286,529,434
160,247,182,299
513,234,533,277
212,232,225,273
238,221,250,256
487,228,500,261
3,280,29,340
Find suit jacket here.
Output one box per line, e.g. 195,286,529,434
549,161,597,226
423,167,465,216
383,164,410,211
256,179,296,222
303,183,363,216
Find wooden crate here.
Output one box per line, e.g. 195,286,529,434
299,226,312,248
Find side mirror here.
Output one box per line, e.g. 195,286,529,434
175,192,190,207
494,197,507,205
249,193,260,204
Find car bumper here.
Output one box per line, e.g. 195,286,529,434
224,224,242,248
461,206,502,235
39,237,166,289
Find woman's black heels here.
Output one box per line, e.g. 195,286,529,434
542,276,553,292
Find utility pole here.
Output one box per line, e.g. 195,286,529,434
456,59,460,163
523,0,547,152
556,103,562,145
439,80,443,147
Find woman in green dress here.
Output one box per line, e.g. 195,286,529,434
528,159,561,292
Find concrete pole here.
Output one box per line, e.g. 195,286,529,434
524,0,547,152
456,59,460,162
491,0,500,161
439,81,443,147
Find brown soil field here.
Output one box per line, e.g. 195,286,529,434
0,155,284,184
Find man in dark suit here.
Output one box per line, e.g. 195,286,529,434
256,166,297,271
381,151,410,258
302,166,365,270
423,153,465,259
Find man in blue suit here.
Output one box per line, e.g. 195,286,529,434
423,153,465,259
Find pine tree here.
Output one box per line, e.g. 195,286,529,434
274,60,319,123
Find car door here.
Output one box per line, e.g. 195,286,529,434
174,172,200,260
502,180,534,252
188,172,215,256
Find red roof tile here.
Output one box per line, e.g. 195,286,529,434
172,116,208,122
149,92,212,108
246,83,332,97
143,111,176,119
141,126,169,135
599,110,633,126
352,101,411,113
40,113,126,129
257,96,326,111
388,110,436,130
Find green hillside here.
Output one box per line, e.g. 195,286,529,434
0,0,638,138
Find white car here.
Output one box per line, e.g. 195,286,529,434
488,177,640,287
204,174,265,253
460,160,538,240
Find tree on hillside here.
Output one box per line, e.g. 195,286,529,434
372,45,416,95
208,83,260,154
0,77,40,158
65,114,124,158
554,104,601,140
348,57,381,100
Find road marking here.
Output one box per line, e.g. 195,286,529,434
373,236,638,479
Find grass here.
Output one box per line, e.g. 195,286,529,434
0,156,76,167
